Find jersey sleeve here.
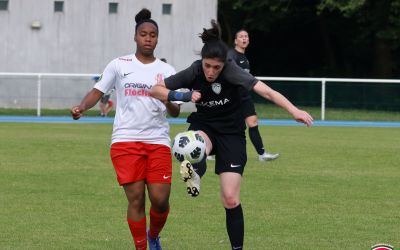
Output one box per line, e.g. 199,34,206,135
227,49,238,64
164,61,199,90
163,62,176,78
222,61,258,91
94,59,117,94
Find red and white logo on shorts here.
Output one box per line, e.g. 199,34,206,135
371,244,394,250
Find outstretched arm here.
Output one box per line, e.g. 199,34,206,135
150,82,170,102
253,80,313,126
70,88,104,120
149,78,201,103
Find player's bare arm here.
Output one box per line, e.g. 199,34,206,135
70,88,103,120
253,80,314,126
150,80,169,102
164,101,180,117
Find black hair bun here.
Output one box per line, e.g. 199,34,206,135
199,20,221,43
135,8,151,23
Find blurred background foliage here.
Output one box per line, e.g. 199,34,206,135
219,0,400,78
218,0,400,110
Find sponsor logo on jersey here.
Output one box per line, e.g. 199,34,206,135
118,57,132,61
211,82,222,94
124,83,151,89
197,98,230,107
123,72,134,77
124,82,151,97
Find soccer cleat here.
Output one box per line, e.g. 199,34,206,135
206,155,215,161
180,160,200,197
147,230,162,250
258,152,280,161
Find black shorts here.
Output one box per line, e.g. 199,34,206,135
188,122,247,175
100,94,111,104
241,97,256,118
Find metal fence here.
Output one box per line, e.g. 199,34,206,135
257,76,400,120
1,73,400,119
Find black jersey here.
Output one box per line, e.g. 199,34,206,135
227,49,250,73
227,49,252,101
164,60,258,134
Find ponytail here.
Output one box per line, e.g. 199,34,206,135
199,20,228,61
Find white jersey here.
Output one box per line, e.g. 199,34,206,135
94,54,176,147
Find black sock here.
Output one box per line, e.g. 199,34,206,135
249,126,265,155
192,153,207,177
225,204,244,249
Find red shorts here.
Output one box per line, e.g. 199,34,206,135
107,100,113,107
110,142,172,185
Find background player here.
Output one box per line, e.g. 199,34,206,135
229,29,280,161
93,75,114,117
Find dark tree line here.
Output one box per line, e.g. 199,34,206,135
218,0,400,79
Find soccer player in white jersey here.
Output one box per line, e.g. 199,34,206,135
71,9,178,250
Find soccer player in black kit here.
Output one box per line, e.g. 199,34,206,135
150,20,313,250
228,29,280,161
208,29,279,162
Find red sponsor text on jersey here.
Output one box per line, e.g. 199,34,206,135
124,89,150,96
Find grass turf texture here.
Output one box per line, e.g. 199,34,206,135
0,123,399,249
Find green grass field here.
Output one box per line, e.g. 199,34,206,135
0,123,399,249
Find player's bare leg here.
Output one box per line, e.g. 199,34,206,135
123,181,147,249
147,183,171,250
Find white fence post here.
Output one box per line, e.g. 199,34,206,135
37,74,42,117
321,79,326,121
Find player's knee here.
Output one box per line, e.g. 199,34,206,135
148,191,170,211
197,130,212,153
245,116,258,127
222,196,240,208
150,199,169,212
128,197,146,211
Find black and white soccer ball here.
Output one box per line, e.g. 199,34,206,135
172,130,206,164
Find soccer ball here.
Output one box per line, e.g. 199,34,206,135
172,130,206,164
